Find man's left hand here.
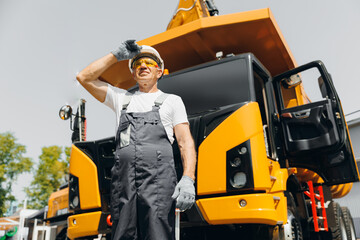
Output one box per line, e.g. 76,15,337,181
171,176,195,211
111,40,142,61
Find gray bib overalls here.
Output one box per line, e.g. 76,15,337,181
111,93,177,240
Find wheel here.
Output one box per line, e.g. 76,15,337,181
283,208,303,240
271,192,304,240
341,206,356,240
282,192,303,240
322,202,347,240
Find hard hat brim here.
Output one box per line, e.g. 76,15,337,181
129,45,164,73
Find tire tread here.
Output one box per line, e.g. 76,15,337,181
341,206,356,240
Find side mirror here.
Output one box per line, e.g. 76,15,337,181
59,105,73,120
281,74,302,89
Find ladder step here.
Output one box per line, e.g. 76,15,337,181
305,181,329,233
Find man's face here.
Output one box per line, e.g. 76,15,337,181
132,57,162,87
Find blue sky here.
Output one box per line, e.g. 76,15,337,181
1,0,360,205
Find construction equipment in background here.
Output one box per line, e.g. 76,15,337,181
51,1,359,239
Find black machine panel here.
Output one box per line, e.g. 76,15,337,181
157,55,256,180
158,56,252,116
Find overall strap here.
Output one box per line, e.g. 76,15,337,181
154,93,169,107
122,92,133,110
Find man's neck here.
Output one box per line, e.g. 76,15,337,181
138,83,158,93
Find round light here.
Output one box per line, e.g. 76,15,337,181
239,199,247,207
73,219,77,225
230,157,241,167
238,147,247,155
72,196,79,208
230,172,247,188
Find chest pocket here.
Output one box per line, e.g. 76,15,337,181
144,117,159,125
118,121,131,148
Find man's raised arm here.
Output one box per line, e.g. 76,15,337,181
76,53,117,102
76,40,142,102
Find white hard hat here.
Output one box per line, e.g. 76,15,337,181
128,45,164,73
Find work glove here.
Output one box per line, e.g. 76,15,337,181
171,176,195,211
111,40,142,61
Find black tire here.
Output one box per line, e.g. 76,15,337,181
341,206,356,240
282,192,303,240
323,202,347,240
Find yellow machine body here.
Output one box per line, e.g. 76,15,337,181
69,145,101,210
196,102,288,225
66,145,103,238
47,187,69,219
197,102,270,195
67,212,102,239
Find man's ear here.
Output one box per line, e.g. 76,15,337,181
157,69,163,78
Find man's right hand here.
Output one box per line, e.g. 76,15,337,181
111,40,142,61
77,40,142,103
171,176,195,211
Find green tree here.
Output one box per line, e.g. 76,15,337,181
25,146,70,209
0,132,33,216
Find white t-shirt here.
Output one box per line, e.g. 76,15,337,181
103,84,189,144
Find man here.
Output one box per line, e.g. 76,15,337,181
76,40,197,240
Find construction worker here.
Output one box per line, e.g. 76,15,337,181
76,40,197,240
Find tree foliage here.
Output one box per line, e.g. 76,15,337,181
0,132,33,216
25,146,70,209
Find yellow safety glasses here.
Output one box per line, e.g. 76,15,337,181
132,58,159,69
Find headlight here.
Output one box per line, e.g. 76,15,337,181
238,147,247,155
226,140,254,191
71,195,79,208
230,157,241,167
69,174,80,211
230,171,247,188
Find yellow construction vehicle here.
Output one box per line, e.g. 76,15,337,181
55,1,359,239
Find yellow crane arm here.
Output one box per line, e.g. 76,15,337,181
167,0,218,30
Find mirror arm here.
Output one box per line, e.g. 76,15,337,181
70,115,74,131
